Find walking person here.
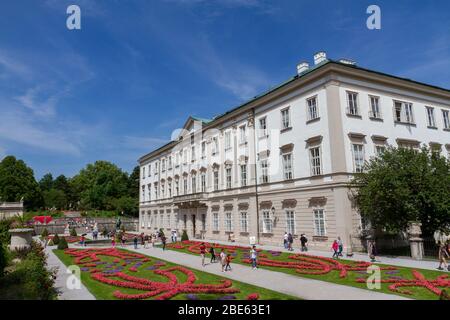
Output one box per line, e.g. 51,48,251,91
250,245,258,270
133,236,138,249
111,236,116,248
144,235,149,249
225,254,232,271
209,246,216,263
332,239,339,259
337,236,344,257
199,242,206,266
121,234,126,247
288,233,294,251
283,232,288,249
437,241,450,271
151,234,156,247
140,233,145,247
300,234,308,252
173,230,178,242
161,234,166,251
220,249,227,272
368,240,378,262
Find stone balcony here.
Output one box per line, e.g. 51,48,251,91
173,192,208,208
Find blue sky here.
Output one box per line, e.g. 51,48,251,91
0,0,449,179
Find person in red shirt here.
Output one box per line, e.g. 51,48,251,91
199,242,206,266
331,240,339,259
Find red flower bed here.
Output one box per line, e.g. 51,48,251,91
64,248,241,300
247,293,259,300
48,235,80,243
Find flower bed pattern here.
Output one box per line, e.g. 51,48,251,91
64,248,241,300
166,240,450,298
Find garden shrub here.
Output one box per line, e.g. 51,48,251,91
57,237,68,250
52,234,60,245
70,228,77,237
47,239,54,246
41,228,49,238
440,289,450,300
181,230,189,241
0,241,57,300
0,244,7,277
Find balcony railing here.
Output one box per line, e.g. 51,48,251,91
173,192,207,203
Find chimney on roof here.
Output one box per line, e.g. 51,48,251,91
339,58,356,66
313,51,327,65
297,62,309,75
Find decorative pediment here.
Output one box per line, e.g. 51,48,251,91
308,196,327,207
238,202,249,210
258,150,270,160
238,155,248,165
211,205,220,211
280,143,294,154
281,199,297,208
371,135,388,142
199,166,207,172
224,203,233,210
224,159,233,168
305,135,323,145
348,132,366,140
259,201,272,209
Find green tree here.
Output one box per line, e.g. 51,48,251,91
350,147,450,236
71,161,129,210
39,173,54,192
43,189,67,210
0,156,43,210
57,237,68,250
128,166,140,199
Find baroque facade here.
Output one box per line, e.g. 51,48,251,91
138,52,450,251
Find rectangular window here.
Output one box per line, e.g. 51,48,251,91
260,160,269,183
175,179,179,196
213,171,219,191
352,144,365,173
369,96,381,119
162,159,166,171
147,184,151,201
166,213,170,228
168,156,172,170
160,213,164,228
191,175,196,193
175,152,180,167
148,164,151,177
347,92,359,115
225,131,231,150
201,172,206,192
240,164,247,187
154,183,158,199
286,210,295,234
307,96,319,121
226,167,232,189
443,110,450,129
142,167,145,179
190,133,194,145
212,137,218,155
309,147,322,176
281,108,291,129
141,185,145,200
282,153,293,180
313,209,326,236
212,212,219,231
262,210,273,233
168,182,172,198
161,183,165,198
154,162,159,175
375,145,385,157
239,125,247,143
426,107,436,127
183,149,188,164
201,141,206,158
191,146,196,161
183,177,188,194
394,101,414,124
240,212,248,232
224,212,233,232
259,117,267,137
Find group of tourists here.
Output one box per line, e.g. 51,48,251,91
198,242,259,272
282,232,309,252
331,237,344,259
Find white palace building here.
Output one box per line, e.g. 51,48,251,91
138,52,450,251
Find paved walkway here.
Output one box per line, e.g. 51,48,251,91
45,246,96,300
121,245,408,300
201,238,441,271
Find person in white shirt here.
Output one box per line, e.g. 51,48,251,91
220,249,227,272
250,246,258,270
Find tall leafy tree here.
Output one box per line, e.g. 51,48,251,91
128,166,140,199
39,173,54,192
0,156,43,210
350,147,450,236
71,161,130,210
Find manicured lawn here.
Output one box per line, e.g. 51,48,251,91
163,240,450,300
53,248,297,300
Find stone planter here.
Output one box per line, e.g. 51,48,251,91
8,228,34,251
407,222,424,260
